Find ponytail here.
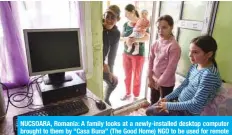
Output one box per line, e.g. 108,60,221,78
190,35,218,69
211,50,217,69
135,10,139,17
125,4,139,18
212,58,218,68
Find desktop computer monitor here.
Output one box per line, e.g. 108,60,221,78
23,28,83,85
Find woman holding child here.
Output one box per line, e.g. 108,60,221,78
121,4,150,100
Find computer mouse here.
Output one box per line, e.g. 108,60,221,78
95,100,106,110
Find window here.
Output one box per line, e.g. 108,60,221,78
0,1,81,85
17,1,79,29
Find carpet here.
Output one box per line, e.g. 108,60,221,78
125,108,147,116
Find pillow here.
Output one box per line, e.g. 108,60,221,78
201,86,228,116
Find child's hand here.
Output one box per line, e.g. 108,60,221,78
148,76,156,89
157,98,167,104
148,76,160,90
155,102,168,113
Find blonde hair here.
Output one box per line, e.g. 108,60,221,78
141,9,148,14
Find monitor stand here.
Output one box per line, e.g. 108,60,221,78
43,72,73,85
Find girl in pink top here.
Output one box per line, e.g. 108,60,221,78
148,15,181,105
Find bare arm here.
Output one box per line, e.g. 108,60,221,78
125,32,150,45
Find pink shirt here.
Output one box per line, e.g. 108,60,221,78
134,18,150,33
148,36,181,87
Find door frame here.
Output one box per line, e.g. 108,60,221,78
177,1,218,38
145,1,219,101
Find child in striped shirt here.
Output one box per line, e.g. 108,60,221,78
146,35,222,116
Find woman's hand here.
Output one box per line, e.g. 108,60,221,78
126,37,136,46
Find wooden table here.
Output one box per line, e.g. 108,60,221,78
0,86,112,135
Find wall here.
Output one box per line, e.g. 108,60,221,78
85,1,232,98
213,1,232,83
86,2,104,98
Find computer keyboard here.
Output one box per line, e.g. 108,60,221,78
13,99,89,134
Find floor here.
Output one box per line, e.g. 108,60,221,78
106,41,149,109
105,55,148,109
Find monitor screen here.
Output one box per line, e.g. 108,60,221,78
24,28,82,76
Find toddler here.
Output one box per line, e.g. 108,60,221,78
127,9,150,55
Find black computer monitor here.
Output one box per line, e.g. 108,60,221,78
23,28,83,85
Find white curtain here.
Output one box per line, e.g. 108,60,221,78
11,1,93,79
17,1,79,28
77,1,93,79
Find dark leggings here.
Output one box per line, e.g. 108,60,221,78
150,86,174,105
